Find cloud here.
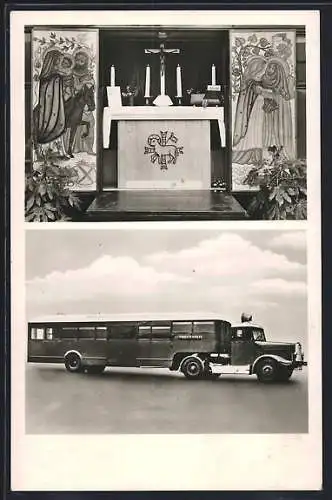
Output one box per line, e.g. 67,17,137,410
147,233,303,280
270,232,306,250
26,235,307,335
251,278,307,296
27,254,188,306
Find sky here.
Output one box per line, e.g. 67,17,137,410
26,229,307,347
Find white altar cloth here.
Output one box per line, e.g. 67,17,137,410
103,106,226,149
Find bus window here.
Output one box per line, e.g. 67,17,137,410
45,328,53,340
172,322,192,334
151,324,171,338
30,327,37,340
77,327,95,339
36,328,44,340
193,322,215,334
110,324,137,339
95,327,107,340
138,324,151,339
60,327,78,339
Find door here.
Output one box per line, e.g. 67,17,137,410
137,322,173,367
231,327,257,365
106,323,138,367
28,325,63,362
149,322,173,367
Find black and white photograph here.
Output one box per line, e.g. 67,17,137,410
23,19,307,221
10,8,321,493
25,228,308,435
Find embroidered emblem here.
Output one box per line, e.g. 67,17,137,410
144,131,184,170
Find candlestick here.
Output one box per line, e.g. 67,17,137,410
176,64,182,98
211,64,216,86
144,64,150,98
110,65,115,87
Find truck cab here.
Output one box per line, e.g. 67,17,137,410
225,318,307,382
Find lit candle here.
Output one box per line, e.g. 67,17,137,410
110,65,115,87
144,64,150,98
176,64,182,98
211,64,216,86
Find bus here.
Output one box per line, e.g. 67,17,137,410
27,313,307,382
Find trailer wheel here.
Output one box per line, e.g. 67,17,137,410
255,358,278,383
181,357,204,379
64,352,82,373
277,366,294,382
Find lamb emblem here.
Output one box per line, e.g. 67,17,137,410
144,131,184,170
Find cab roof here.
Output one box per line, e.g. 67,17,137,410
231,321,264,329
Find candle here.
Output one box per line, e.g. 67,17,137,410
110,65,115,87
211,64,216,86
176,64,182,98
160,70,166,95
144,65,150,97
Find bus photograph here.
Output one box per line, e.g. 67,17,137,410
24,227,309,434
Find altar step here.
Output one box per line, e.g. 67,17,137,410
85,190,247,221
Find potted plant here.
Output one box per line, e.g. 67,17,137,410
25,149,81,222
244,146,307,220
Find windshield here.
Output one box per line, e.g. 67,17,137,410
252,328,266,341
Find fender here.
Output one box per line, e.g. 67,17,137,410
251,354,292,374
64,349,83,360
179,354,204,372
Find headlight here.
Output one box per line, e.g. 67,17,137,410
295,342,303,361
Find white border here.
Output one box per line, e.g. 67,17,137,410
11,10,321,491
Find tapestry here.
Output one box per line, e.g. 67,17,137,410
230,31,296,191
31,30,98,191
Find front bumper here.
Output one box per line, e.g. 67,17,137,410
293,360,307,369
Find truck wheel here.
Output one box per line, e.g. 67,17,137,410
64,352,82,373
277,366,294,382
255,358,278,383
181,357,204,379
86,365,105,375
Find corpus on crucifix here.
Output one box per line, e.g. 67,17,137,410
145,35,180,106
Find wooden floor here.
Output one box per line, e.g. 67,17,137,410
85,190,247,221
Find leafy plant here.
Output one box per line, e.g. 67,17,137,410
25,153,81,222
244,146,307,220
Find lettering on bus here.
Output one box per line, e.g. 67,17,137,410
176,335,203,340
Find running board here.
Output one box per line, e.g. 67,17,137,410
211,364,251,375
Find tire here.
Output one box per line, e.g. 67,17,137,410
181,357,204,379
64,352,82,373
86,365,105,375
277,366,294,382
255,358,279,383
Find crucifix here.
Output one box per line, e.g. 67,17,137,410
145,40,180,106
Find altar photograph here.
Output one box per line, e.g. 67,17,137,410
23,22,307,221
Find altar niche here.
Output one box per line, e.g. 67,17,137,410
98,29,231,193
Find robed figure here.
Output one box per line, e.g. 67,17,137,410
34,49,67,145
233,55,295,165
